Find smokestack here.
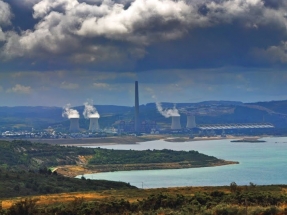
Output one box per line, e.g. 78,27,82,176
89,117,99,131
186,115,196,129
171,116,181,130
135,81,140,133
69,118,80,132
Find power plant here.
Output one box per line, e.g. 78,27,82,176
62,81,274,135
89,117,100,131
69,117,80,132
186,114,196,129
171,116,181,130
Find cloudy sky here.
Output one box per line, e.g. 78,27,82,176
1,0,287,107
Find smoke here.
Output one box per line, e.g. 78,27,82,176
62,104,80,118
83,100,100,119
155,102,180,118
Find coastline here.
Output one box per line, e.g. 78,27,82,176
56,160,239,178
20,134,268,147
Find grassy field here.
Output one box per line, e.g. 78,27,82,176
0,186,223,209
2,184,287,214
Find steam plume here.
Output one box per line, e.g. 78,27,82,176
156,102,180,118
62,104,79,119
83,100,100,119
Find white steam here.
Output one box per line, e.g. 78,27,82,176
62,103,80,118
156,102,180,118
83,100,100,119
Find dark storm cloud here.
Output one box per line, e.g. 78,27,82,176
1,0,287,70
262,0,287,9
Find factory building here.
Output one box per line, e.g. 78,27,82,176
117,120,157,133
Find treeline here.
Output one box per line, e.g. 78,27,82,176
0,140,225,171
89,148,219,165
2,183,287,214
0,140,95,169
0,167,135,198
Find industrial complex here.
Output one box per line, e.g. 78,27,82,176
62,81,275,136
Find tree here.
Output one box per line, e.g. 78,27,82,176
230,182,238,193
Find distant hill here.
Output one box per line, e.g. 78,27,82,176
1,100,287,131
247,100,287,115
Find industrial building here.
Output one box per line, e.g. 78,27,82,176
89,117,100,131
186,114,196,129
69,117,80,132
171,116,181,130
118,120,157,133
198,123,274,130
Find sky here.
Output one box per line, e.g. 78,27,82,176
1,0,287,107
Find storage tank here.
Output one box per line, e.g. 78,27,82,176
171,116,181,130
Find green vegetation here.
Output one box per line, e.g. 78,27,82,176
89,148,219,165
0,140,94,169
2,183,287,214
0,167,135,198
0,140,231,173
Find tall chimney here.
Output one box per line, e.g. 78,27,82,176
135,81,140,133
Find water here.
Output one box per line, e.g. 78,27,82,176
77,136,287,188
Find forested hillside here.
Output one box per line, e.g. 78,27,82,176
0,167,136,198
89,148,219,165
0,140,94,170
0,140,229,172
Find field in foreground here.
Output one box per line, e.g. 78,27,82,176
2,184,287,214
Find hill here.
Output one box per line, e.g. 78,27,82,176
0,140,236,175
0,167,136,198
1,100,287,131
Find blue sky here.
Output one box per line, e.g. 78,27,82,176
1,0,287,106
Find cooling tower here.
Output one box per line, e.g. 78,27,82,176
171,116,181,130
135,81,140,133
69,118,80,132
89,117,99,131
186,115,196,129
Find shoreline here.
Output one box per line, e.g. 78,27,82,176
55,160,239,178
15,134,270,147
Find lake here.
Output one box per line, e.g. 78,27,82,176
77,136,287,188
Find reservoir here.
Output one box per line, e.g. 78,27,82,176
77,136,287,188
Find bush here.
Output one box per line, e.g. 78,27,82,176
7,198,38,215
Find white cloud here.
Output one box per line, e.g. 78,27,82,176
60,81,79,89
0,1,13,27
7,84,32,94
92,82,110,88
251,41,287,63
1,0,287,66
33,0,79,19
0,28,5,41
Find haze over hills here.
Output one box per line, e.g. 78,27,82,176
0,100,287,132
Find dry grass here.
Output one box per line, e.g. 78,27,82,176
1,186,231,209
